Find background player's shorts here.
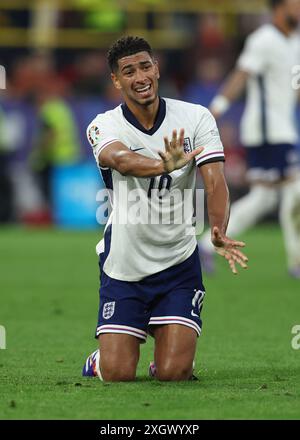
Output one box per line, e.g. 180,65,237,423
246,143,300,183
95,246,205,343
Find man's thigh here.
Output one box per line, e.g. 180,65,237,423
148,247,206,337
96,275,150,342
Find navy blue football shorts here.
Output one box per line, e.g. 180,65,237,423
95,246,206,343
246,143,300,183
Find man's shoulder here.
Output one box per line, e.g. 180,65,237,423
88,105,121,126
164,97,210,117
246,23,280,45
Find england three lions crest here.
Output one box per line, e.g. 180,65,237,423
183,137,192,153
103,302,115,320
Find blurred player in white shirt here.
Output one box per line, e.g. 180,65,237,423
199,0,300,278
82,36,248,382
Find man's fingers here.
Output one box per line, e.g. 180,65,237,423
189,146,204,159
229,258,237,274
232,240,245,248
179,128,185,147
226,239,246,248
230,261,237,274
230,248,248,262
218,247,247,273
224,253,237,274
171,129,177,147
223,247,248,267
231,253,248,269
158,150,167,161
163,137,170,152
215,232,245,249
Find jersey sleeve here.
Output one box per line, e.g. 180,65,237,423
86,114,121,163
237,32,269,75
194,108,225,167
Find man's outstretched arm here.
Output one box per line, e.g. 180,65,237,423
98,129,203,178
199,161,248,274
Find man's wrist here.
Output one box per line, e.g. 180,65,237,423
160,159,175,175
157,160,168,175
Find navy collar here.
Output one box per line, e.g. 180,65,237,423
121,97,166,135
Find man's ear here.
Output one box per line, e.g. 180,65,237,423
111,72,122,90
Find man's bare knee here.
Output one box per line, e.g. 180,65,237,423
100,355,137,381
153,325,197,381
100,352,138,382
99,334,140,382
101,367,136,382
156,362,192,381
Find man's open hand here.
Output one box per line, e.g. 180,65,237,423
158,129,203,173
212,226,248,274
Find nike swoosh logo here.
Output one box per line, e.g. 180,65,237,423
191,311,199,318
130,147,145,152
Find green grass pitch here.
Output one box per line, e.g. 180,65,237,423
0,225,300,420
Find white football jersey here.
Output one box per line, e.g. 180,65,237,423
237,24,300,146
87,97,224,281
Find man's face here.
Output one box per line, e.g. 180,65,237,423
111,51,160,106
283,0,300,29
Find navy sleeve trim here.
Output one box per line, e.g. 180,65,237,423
197,157,225,168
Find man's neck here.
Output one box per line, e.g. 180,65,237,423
272,16,293,37
124,97,160,130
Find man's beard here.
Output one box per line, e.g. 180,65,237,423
286,15,299,30
133,94,157,107
143,96,157,106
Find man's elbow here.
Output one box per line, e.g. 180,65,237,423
108,151,133,176
116,157,132,176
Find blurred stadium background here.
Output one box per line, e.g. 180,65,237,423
1,0,300,420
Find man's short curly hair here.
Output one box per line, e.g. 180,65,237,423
107,36,153,73
269,0,286,9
